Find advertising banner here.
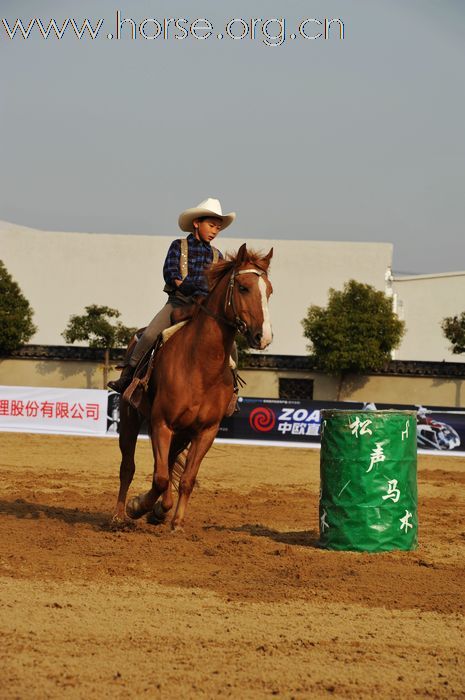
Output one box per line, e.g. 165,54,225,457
0,385,108,436
218,397,351,445
218,397,465,452
3,385,462,452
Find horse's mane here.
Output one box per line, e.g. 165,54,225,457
207,248,270,290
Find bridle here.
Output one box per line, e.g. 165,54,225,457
225,267,267,334
199,266,268,335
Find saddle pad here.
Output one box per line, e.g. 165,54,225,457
161,320,188,343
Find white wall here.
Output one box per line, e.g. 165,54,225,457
0,220,393,355
393,272,465,362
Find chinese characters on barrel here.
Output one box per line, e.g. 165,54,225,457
382,479,400,503
345,414,414,536
349,416,373,437
399,510,413,532
367,443,385,472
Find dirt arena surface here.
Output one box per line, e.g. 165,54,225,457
1,433,464,699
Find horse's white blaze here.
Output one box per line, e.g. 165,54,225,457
258,277,273,349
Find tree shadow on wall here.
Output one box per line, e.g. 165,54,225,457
431,377,463,407
337,373,369,401
35,361,98,389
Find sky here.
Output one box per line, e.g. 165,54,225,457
1,0,464,274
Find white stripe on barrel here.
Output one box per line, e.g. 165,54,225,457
258,277,273,349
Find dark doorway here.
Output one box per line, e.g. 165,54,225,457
279,378,314,400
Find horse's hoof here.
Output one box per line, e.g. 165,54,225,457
109,515,124,530
108,515,136,531
170,522,184,534
126,496,147,520
146,502,169,525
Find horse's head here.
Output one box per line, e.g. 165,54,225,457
226,243,274,350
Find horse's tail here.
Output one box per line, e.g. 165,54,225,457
171,447,188,492
170,442,199,492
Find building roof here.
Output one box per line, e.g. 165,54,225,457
8,345,465,379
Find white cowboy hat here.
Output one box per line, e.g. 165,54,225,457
178,198,236,233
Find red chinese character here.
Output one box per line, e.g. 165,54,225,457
25,400,39,417
0,399,10,416
11,400,24,417
86,403,100,421
40,401,54,418
70,403,84,419
55,402,69,419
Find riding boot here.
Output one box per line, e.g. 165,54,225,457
108,364,135,394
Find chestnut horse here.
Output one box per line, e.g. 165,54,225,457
112,243,273,531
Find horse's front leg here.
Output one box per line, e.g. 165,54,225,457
126,421,173,519
171,425,218,532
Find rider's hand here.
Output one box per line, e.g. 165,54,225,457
178,279,201,296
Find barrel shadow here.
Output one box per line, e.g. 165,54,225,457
204,523,320,548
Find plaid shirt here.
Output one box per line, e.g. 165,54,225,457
163,234,223,297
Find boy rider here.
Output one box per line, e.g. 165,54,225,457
108,197,236,394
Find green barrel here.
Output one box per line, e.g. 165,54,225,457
319,410,417,552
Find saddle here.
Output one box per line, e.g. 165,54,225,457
122,320,188,415
122,305,243,417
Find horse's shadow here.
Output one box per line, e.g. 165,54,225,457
1,501,321,545
204,523,320,548
0,498,111,531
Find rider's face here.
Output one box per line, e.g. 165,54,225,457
193,217,223,243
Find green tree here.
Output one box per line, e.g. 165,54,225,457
0,260,37,354
441,313,465,355
62,305,136,388
302,280,405,399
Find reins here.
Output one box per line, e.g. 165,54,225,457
198,302,237,329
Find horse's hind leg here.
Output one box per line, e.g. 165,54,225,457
111,400,142,526
147,436,189,525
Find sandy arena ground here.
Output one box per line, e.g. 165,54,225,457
0,432,464,699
